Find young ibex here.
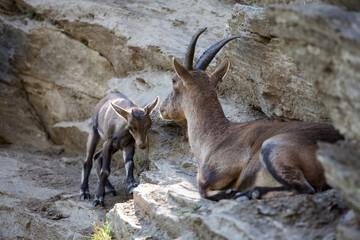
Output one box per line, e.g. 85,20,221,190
80,93,159,206
159,28,343,201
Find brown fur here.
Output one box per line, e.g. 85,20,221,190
160,58,343,201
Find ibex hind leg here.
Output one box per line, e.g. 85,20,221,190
80,127,100,200
94,149,116,197
256,140,316,199
93,140,112,207
234,140,318,201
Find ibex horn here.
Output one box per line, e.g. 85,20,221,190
195,35,240,70
183,27,207,70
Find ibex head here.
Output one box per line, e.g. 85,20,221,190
111,97,159,149
159,28,239,122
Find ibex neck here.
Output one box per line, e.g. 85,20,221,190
184,90,230,159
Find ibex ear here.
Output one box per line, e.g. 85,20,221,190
210,58,230,87
144,96,159,115
110,101,130,121
173,57,194,86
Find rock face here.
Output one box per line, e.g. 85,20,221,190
237,0,323,7
0,1,113,152
0,0,235,152
267,5,360,228
217,3,330,121
1,0,360,239
268,4,360,144
0,5,52,148
0,146,134,240
108,184,348,240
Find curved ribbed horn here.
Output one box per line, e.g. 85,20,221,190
183,27,207,70
195,35,240,70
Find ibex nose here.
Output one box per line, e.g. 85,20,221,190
138,140,147,149
139,143,147,149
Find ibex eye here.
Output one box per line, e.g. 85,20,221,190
172,79,176,84
128,126,133,132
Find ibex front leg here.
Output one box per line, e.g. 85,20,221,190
93,139,112,207
80,127,100,200
123,142,138,194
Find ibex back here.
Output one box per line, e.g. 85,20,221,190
159,28,343,201
80,93,158,206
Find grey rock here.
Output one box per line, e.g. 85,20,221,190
236,0,324,7
1,0,360,239
108,183,348,240
317,142,360,221
267,4,360,143
218,4,330,121
267,2,360,230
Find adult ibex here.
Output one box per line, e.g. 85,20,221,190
159,28,343,201
80,93,158,206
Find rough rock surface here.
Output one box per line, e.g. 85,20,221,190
0,3,113,151
217,3,330,121
236,0,323,7
108,170,351,240
268,5,360,226
317,143,360,239
317,143,360,216
0,0,236,152
110,187,350,239
0,146,132,240
268,4,360,143
1,0,360,239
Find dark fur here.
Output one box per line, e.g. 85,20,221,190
80,93,158,206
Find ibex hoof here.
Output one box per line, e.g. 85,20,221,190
127,183,138,194
226,189,237,195
93,197,104,207
235,195,249,202
251,190,260,199
80,191,90,200
234,192,243,198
